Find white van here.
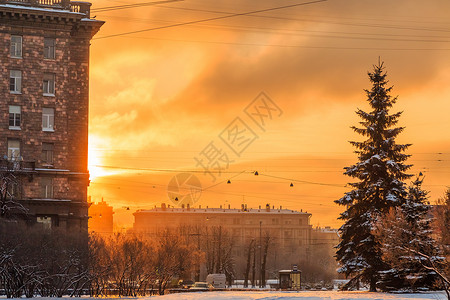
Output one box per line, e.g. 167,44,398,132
206,273,226,288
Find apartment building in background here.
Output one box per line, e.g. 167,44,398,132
133,203,337,279
88,198,114,235
0,0,103,231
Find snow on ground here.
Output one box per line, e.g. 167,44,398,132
2,291,447,300
155,291,447,300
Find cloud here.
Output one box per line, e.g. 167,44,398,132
87,0,450,226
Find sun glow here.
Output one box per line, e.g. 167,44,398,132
88,147,106,181
88,135,123,181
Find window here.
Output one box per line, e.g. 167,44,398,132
41,143,54,165
37,216,52,230
7,139,20,161
9,105,21,130
284,229,293,239
44,38,55,59
43,73,55,95
232,228,241,236
10,35,22,58
9,70,21,93
40,177,53,198
42,108,54,131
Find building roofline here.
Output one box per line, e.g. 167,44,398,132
134,207,311,216
0,3,103,22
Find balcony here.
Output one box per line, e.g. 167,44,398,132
0,158,35,173
0,0,91,18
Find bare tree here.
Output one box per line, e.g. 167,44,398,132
435,189,450,257
106,233,154,296
375,207,448,296
251,241,256,288
261,233,271,288
153,229,193,295
88,233,113,297
0,161,27,219
0,225,89,298
203,226,235,280
205,226,215,275
243,239,254,288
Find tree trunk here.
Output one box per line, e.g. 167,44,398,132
244,240,253,288
369,277,376,292
262,236,269,288
251,244,256,287
206,228,215,274
216,226,222,273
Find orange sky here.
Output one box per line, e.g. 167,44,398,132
86,0,450,229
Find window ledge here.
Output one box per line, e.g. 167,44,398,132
43,93,55,97
42,128,55,132
10,91,22,95
41,164,54,168
9,126,21,130
11,56,22,59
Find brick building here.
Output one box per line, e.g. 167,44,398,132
0,0,103,231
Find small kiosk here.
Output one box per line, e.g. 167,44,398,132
279,265,301,290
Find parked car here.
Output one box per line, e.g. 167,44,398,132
178,279,194,289
189,282,214,291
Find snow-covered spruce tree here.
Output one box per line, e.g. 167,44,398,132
376,175,441,290
335,61,412,292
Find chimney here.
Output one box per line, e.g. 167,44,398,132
244,204,247,211
280,205,282,210
228,204,230,209
266,204,270,212
241,204,245,211
187,204,190,211
259,205,261,209
220,205,222,209
161,203,166,211
182,204,185,209
199,205,202,209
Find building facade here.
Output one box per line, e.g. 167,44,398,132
134,203,319,279
0,0,103,231
88,198,114,235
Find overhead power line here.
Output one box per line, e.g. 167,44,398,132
115,35,450,51
94,0,327,40
97,15,450,43
154,4,450,34
91,0,183,13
